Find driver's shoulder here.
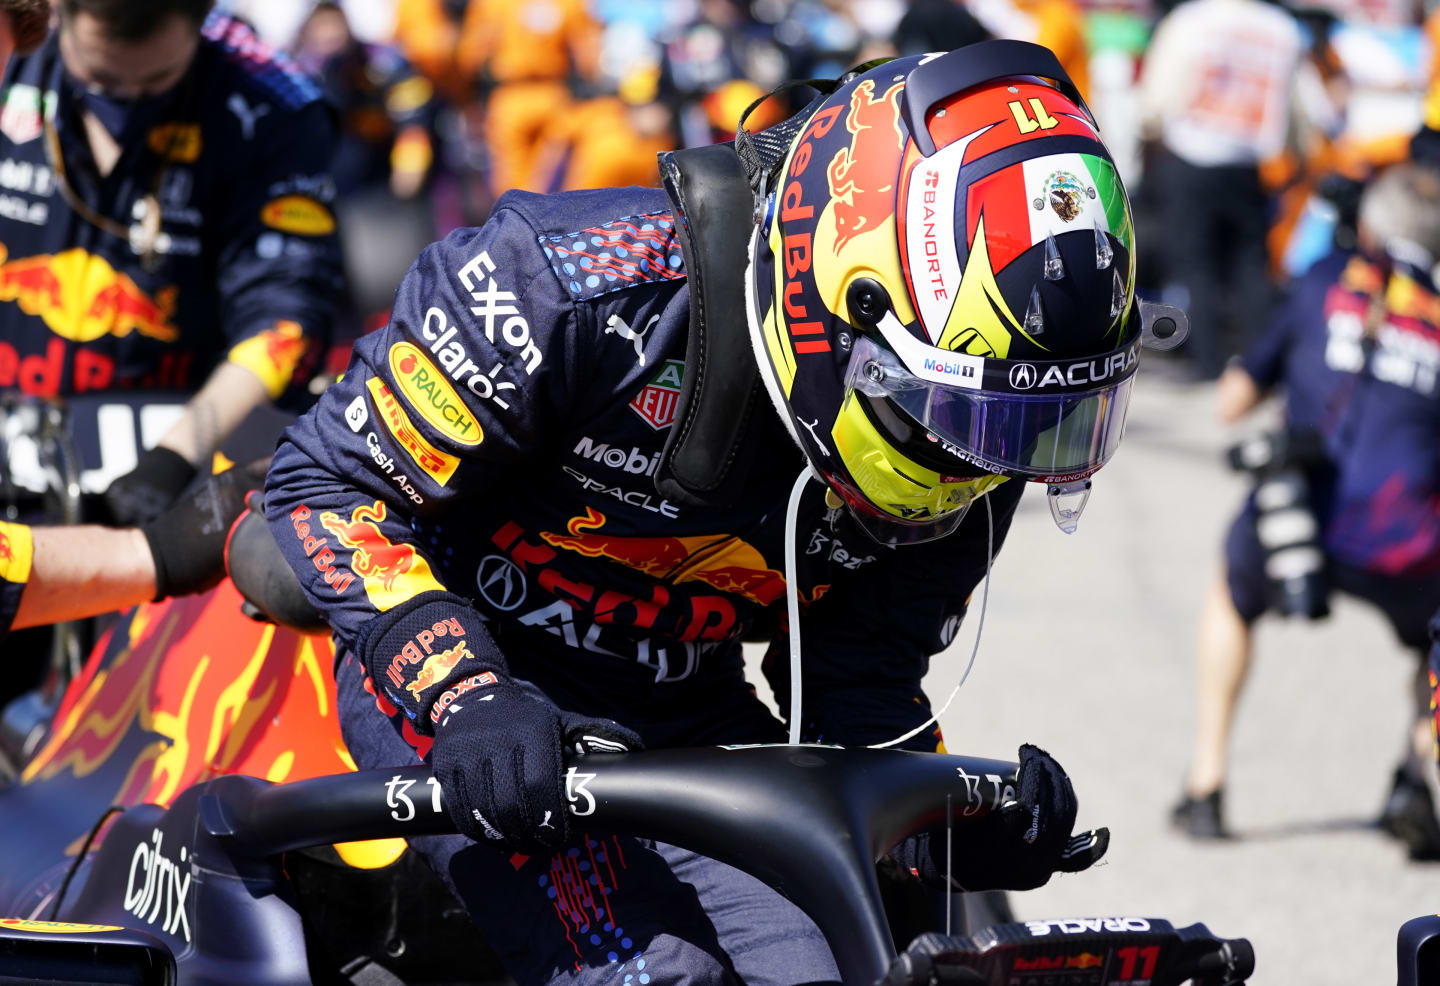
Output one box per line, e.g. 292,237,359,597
190,11,329,151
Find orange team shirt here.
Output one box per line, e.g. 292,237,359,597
1017,0,1090,103
456,0,601,85
392,0,462,96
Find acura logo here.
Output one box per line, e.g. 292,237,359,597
476,554,526,611
1009,363,1037,390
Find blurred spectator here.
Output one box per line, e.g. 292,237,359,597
530,68,673,190
1173,163,1440,859
769,0,865,80
659,0,788,147
294,1,438,200
391,0,465,100
1139,0,1305,377
969,0,1090,99
457,0,601,193
894,0,990,57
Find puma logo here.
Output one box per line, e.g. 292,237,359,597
799,416,830,456
605,313,659,367
227,93,271,140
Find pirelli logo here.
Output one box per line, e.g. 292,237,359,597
366,377,460,485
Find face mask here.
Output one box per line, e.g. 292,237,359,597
66,73,179,144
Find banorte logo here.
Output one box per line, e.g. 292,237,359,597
0,245,179,343
827,79,905,254
319,500,446,611
540,507,787,609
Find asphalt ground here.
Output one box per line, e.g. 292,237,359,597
750,366,1439,983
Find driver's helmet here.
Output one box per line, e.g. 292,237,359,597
745,43,1142,544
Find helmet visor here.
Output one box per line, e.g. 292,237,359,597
845,333,1136,481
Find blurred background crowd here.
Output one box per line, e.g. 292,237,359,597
213,0,1440,381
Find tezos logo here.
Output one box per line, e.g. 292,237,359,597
1009,363,1037,390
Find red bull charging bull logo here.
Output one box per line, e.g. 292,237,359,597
540,508,786,610
320,500,446,611
827,79,905,254
0,245,178,343
403,641,475,700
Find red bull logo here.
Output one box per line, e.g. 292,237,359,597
0,520,30,578
403,641,474,700
320,500,446,611
228,320,309,397
827,79,905,254
540,508,786,609
0,246,179,343
1067,952,1103,969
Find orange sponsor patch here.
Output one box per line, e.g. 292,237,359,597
260,196,336,236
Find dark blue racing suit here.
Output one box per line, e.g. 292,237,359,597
264,186,1020,986
1226,250,1440,649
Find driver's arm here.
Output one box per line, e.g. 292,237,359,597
766,480,1025,752
262,207,578,653
263,208,631,853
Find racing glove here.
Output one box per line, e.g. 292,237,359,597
892,744,1109,892
141,461,265,599
105,446,198,526
357,592,641,853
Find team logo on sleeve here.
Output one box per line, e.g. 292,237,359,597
387,342,484,446
319,500,446,611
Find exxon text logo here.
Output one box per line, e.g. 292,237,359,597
629,359,684,430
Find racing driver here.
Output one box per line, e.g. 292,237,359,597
265,43,1167,986
0,0,341,524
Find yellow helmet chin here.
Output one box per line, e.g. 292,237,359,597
831,392,1009,526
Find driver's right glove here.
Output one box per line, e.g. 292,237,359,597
891,744,1109,892
357,592,641,854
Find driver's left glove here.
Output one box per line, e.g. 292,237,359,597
892,744,1109,892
